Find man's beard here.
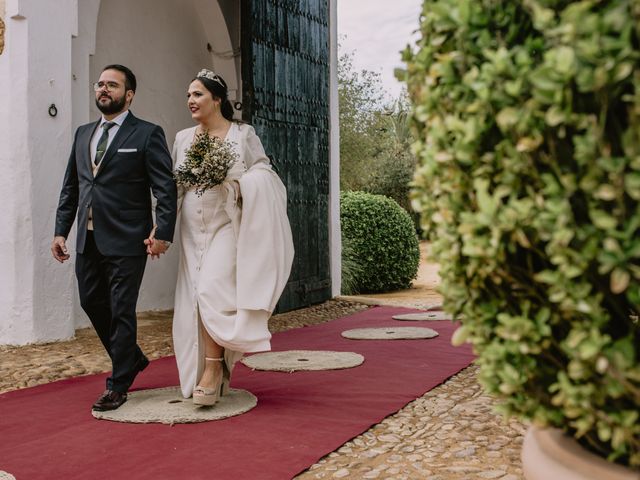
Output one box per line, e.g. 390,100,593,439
95,94,126,115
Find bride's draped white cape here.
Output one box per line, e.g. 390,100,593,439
171,123,294,398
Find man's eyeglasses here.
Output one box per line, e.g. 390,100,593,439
93,81,122,92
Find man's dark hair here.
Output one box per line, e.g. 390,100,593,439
102,64,137,93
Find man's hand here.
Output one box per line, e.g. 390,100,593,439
51,236,70,263
144,225,170,259
147,239,170,259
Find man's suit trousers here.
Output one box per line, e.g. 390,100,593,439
75,231,147,392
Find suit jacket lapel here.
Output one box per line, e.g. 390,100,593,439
95,112,139,177
81,121,100,175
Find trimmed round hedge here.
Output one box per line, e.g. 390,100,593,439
341,191,419,293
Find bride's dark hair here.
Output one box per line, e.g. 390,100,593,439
194,73,235,121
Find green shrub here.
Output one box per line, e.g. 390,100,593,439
404,0,640,467
341,191,420,293
341,236,365,295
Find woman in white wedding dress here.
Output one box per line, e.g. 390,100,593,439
166,69,294,405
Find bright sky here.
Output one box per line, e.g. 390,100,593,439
337,0,423,100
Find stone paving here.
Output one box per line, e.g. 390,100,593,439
0,243,526,479
296,364,525,480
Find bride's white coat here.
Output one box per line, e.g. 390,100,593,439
171,123,294,398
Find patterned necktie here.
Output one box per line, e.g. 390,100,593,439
95,121,115,166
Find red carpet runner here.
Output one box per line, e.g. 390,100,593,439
0,306,474,480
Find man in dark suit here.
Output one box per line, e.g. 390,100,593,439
52,64,177,411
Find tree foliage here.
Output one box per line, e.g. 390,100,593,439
338,50,389,191
363,103,417,215
339,50,417,215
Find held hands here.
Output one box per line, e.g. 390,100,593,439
52,231,169,262
51,236,70,263
144,225,170,259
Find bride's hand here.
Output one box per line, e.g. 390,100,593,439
231,180,242,207
144,225,159,258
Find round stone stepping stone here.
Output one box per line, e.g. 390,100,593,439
92,386,256,424
241,350,364,372
342,327,439,340
392,311,451,321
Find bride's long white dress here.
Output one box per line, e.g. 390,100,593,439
171,123,294,398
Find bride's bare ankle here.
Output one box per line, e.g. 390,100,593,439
197,363,222,387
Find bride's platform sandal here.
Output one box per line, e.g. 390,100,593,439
221,359,231,396
193,357,225,406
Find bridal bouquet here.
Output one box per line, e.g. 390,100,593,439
175,132,237,196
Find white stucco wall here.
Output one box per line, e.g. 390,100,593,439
0,7,10,341
71,0,100,130
0,0,78,344
0,6,15,342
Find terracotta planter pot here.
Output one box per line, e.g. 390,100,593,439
522,426,640,480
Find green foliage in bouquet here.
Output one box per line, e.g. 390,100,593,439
340,191,420,293
402,0,640,467
175,132,237,196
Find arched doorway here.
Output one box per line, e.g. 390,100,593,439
87,0,239,142
71,0,240,313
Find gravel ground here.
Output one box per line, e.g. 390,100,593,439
0,299,368,395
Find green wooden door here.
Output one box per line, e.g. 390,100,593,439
241,0,331,312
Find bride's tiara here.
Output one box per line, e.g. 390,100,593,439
196,69,225,88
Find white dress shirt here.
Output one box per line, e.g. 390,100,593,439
89,110,130,168
87,110,129,230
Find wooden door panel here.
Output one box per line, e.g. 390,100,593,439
242,0,331,311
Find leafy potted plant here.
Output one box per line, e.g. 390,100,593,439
402,0,639,476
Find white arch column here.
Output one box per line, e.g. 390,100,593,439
0,0,78,344
193,0,240,104
329,0,341,297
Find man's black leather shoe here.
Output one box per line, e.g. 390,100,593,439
92,390,127,411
